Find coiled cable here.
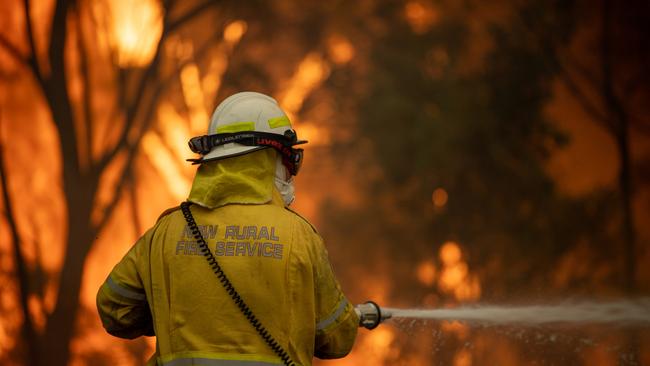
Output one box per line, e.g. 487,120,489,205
180,201,296,366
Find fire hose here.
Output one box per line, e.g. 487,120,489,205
355,301,392,329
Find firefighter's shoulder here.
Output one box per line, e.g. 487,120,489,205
156,205,181,223
284,207,319,234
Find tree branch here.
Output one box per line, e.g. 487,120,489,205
0,112,38,366
23,0,45,87
92,87,162,233
41,0,83,187
163,0,178,13
93,28,223,232
95,49,163,172
563,48,600,92
0,34,28,65
555,59,614,133
48,0,70,72
97,1,221,172
86,0,126,156
75,4,94,166
129,174,142,237
601,0,636,296
513,6,614,133
167,0,219,33
95,1,175,172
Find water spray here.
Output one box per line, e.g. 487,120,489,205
355,301,392,329
356,298,650,328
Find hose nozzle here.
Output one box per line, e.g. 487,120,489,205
355,301,392,330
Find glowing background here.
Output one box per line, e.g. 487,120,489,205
0,0,649,365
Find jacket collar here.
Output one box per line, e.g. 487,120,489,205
187,148,282,209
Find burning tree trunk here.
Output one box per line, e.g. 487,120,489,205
0,0,227,364
38,174,97,366
0,127,40,366
600,0,636,294
539,0,646,293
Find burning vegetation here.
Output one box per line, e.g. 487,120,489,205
1,0,649,365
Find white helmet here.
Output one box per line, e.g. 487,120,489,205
188,91,307,176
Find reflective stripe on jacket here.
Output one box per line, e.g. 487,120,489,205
97,150,358,366
161,359,280,365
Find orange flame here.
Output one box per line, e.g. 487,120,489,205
180,62,210,134
416,260,437,286
100,0,163,67
141,131,191,201
438,242,481,301
223,20,247,44
327,35,355,65
279,53,331,146
404,1,440,34
432,187,448,208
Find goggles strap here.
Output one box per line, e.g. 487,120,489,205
187,131,304,175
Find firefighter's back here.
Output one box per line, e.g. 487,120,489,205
98,92,358,366
147,197,321,366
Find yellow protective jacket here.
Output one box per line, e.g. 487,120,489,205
96,149,358,366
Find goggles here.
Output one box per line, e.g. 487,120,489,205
187,130,307,176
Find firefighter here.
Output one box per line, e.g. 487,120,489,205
96,92,359,366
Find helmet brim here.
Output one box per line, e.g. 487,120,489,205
194,144,267,164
